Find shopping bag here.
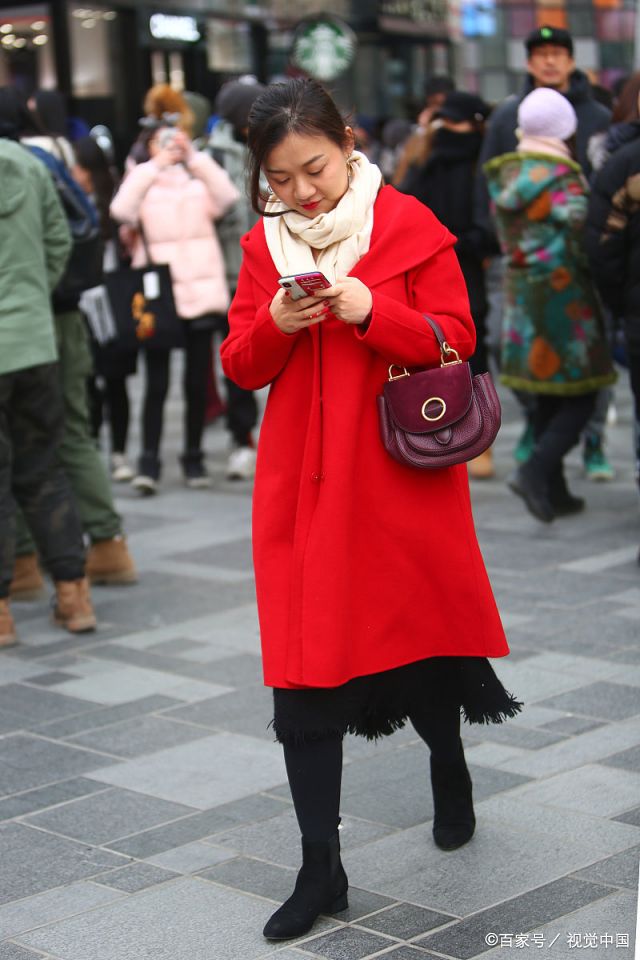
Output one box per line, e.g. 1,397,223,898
104,263,184,350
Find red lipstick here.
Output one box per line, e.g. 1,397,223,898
301,200,320,211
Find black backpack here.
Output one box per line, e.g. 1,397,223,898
28,144,103,302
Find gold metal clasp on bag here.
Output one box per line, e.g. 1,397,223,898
421,397,447,422
440,343,462,367
388,365,410,381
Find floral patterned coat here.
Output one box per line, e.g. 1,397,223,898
484,152,615,395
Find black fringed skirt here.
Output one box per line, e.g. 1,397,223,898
272,656,523,744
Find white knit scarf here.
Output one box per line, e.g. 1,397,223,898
263,150,382,284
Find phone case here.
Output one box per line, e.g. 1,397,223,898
279,272,330,300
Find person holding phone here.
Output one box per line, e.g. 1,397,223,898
220,79,521,942
111,124,239,492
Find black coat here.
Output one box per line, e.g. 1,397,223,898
586,123,640,351
398,127,488,320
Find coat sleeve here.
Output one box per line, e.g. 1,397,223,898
40,166,72,291
585,155,630,316
186,151,240,220
354,237,476,367
109,161,159,225
220,259,298,390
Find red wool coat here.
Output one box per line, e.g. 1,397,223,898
221,186,509,689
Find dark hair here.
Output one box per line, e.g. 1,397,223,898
74,135,117,240
247,79,351,216
32,90,68,136
612,71,640,124
423,76,455,100
0,87,41,139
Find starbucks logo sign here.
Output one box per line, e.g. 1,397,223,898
292,17,357,82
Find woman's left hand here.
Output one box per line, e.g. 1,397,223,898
312,278,372,325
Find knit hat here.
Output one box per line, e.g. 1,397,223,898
517,88,577,141
525,25,574,56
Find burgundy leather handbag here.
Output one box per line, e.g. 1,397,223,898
377,315,501,469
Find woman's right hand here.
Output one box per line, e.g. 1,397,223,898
269,288,330,335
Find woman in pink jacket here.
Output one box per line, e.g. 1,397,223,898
110,126,239,492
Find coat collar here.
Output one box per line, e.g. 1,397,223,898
241,185,454,298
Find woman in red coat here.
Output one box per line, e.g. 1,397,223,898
220,80,521,941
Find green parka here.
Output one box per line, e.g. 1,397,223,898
0,139,71,375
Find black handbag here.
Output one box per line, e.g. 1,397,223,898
104,228,184,351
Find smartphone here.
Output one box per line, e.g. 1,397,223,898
278,272,331,301
158,127,178,149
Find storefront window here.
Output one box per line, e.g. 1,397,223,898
206,19,252,73
0,4,55,94
67,2,117,97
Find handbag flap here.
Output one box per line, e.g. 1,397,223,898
383,362,474,434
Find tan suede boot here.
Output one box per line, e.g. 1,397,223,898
10,553,46,601
52,578,97,633
0,598,18,647
468,447,495,480
85,536,138,585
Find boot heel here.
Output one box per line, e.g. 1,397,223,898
327,891,348,914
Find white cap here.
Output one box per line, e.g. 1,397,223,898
517,88,577,141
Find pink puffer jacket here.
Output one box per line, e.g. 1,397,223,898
110,152,239,319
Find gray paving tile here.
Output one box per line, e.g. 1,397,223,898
537,682,640,721
0,735,116,797
24,787,195,844
25,671,79,687
90,733,286,808
614,806,640,826
18,876,297,960
344,795,639,915
0,823,128,905
0,881,122,940
0,683,99,724
94,862,179,892
186,653,263,687
0,944,47,959
506,764,640,817
107,793,290,857
50,662,230,706
168,538,253,571
66,715,211,758
212,811,396,868
539,716,605,736
600,744,640,771
200,855,296,902
372,949,441,960
462,724,566,750
570,845,640,889
165,684,274,739
301,927,393,959
145,638,208,657
32,695,183,739
146,840,236,873
358,902,453,939
337,889,396,923
416,878,611,959
0,778,107,822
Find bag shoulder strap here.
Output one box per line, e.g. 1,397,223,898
423,314,463,365
423,314,445,346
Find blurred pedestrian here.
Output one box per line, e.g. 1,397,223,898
398,90,495,478
484,88,616,523
73,134,138,485
221,78,521,942
111,123,239,492
11,92,137,592
127,84,194,168
0,89,96,645
392,75,455,187
206,78,266,480
377,117,412,182
588,71,640,175
586,85,640,562
478,25,613,477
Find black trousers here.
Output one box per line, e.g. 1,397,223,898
213,312,258,447
0,363,85,597
89,375,130,453
628,349,640,488
140,322,212,476
283,699,461,842
530,393,597,480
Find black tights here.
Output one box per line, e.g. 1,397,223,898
283,701,462,842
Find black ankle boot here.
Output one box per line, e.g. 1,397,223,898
549,471,585,516
508,462,554,523
430,749,476,851
263,832,348,940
